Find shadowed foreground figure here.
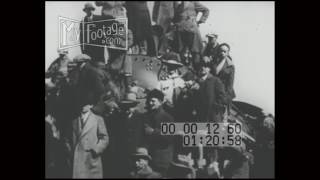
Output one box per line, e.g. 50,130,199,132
129,147,162,178
143,89,174,177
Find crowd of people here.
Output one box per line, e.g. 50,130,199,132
45,1,272,178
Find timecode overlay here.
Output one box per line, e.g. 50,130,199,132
161,123,243,147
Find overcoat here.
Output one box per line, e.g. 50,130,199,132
72,110,109,178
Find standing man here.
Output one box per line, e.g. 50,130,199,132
80,3,99,56
144,89,175,177
46,49,71,80
76,60,110,109
71,104,109,178
95,1,126,18
46,49,73,140
175,71,199,123
210,43,236,118
195,62,228,177
152,0,175,56
202,33,220,60
125,1,156,56
118,92,145,155
172,1,209,71
109,92,145,177
196,62,227,122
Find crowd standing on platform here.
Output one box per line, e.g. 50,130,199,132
45,2,274,178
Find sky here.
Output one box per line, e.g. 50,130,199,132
46,1,274,115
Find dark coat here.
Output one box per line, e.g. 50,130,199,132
113,111,145,177
79,14,105,62
45,120,71,178
99,110,145,178
95,1,126,18
46,56,71,79
196,74,227,122
76,62,109,106
211,57,236,103
152,1,175,33
144,107,174,173
219,147,249,178
203,42,220,59
129,166,162,178
125,112,146,153
172,1,209,53
125,1,156,56
174,86,197,122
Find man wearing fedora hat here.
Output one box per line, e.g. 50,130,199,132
106,92,146,177
80,3,102,60
129,147,162,178
119,92,144,153
167,153,196,178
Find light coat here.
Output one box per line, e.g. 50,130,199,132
72,110,109,178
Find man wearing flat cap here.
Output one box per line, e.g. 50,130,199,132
203,33,220,61
129,147,162,178
143,89,175,177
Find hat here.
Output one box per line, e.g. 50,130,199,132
73,54,91,63
161,52,183,70
152,25,164,37
161,53,183,67
182,71,196,81
91,91,118,115
131,147,152,161
119,92,139,108
57,49,68,55
170,154,194,172
91,60,106,69
206,33,218,38
162,60,183,68
83,3,95,12
199,60,211,68
147,89,164,102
